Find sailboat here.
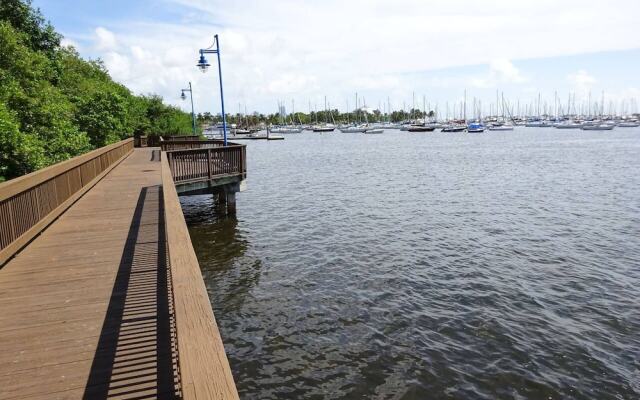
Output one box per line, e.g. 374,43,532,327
467,122,485,132
488,93,514,130
270,100,303,133
618,121,640,127
581,122,614,131
339,126,366,133
488,124,514,131
441,125,466,132
408,95,436,132
554,121,582,129
312,96,336,132
407,125,435,132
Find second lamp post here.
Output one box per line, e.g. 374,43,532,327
180,82,196,136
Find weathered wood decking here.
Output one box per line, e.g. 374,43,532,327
0,147,238,399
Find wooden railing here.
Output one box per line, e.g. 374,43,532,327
164,144,246,184
160,156,239,399
160,139,226,152
164,135,201,141
134,135,147,147
0,138,134,266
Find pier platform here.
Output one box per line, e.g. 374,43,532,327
0,141,244,399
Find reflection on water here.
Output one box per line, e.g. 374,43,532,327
183,128,640,400
181,195,261,313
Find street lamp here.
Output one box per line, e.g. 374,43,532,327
180,82,196,136
197,34,228,145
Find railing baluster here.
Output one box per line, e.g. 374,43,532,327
162,141,246,185
0,138,134,265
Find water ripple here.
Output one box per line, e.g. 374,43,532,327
184,128,640,399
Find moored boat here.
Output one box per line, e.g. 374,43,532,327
407,125,436,132
339,126,368,133
618,121,640,127
525,120,553,127
270,126,302,134
488,124,514,131
312,125,336,132
441,124,466,132
581,123,614,131
467,122,485,133
555,121,582,129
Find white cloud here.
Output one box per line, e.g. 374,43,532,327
102,52,131,80
470,59,527,88
67,0,640,113
567,69,597,96
94,27,117,51
490,59,526,84
266,73,318,94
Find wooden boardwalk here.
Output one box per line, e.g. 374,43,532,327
0,146,240,399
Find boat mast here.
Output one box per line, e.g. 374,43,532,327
346,98,349,124
387,97,391,123
412,92,415,122
463,89,467,122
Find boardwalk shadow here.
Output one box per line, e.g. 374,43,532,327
83,186,179,399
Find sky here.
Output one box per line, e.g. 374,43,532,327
33,0,640,117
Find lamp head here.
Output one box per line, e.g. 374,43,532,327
180,91,187,100
197,54,210,73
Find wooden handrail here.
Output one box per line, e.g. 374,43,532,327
163,135,201,141
160,139,227,152
0,138,134,266
161,156,239,399
164,145,246,184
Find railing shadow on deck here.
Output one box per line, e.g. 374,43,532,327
83,185,180,399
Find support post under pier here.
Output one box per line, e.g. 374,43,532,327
226,190,236,215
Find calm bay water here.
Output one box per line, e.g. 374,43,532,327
181,127,640,399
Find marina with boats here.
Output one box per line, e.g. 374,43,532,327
201,90,639,139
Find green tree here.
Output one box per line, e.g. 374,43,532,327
75,91,128,147
0,0,60,54
0,102,45,179
0,1,196,180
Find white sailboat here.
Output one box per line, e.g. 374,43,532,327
618,121,640,127
339,126,368,133
488,92,514,130
554,121,582,129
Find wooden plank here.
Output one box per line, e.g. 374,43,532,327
0,149,180,399
0,139,134,266
161,156,239,399
1,145,240,399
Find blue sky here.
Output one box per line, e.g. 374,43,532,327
33,0,640,116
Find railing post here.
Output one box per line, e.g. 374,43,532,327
207,149,212,180
167,152,174,179
242,146,247,178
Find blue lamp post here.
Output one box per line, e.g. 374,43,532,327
196,34,228,146
180,82,196,135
